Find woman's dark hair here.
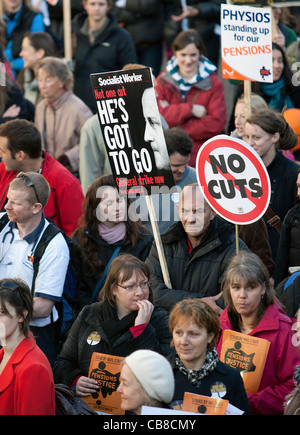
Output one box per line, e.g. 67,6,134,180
171,29,206,57
246,108,298,150
72,174,147,277
23,31,57,58
99,254,153,306
0,278,33,338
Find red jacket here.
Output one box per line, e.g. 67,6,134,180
0,152,84,236
155,70,227,167
0,337,55,415
217,303,300,415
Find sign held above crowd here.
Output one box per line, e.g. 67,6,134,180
196,135,271,226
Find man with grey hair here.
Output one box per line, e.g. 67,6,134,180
0,172,69,366
146,183,248,313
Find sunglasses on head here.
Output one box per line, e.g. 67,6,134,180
16,172,41,204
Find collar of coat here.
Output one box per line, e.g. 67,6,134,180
0,336,36,393
162,217,235,249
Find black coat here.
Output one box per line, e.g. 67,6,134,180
265,151,298,260
72,12,137,112
54,300,171,386
72,227,153,312
167,351,251,415
145,217,248,312
274,202,300,286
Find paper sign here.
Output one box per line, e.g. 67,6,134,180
221,4,272,82
90,68,175,195
182,392,228,415
196,135,270,225
220,330,270,394
83,353,124,415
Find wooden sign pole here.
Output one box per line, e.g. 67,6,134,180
145,195,172,289
63,0,72,61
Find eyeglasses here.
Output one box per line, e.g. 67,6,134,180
16,172,41,204
118,281,150,292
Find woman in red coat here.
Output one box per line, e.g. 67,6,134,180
155,29,226,167
0,279,55,415
216,251,300,415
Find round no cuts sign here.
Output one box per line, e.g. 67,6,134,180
196,135,270,225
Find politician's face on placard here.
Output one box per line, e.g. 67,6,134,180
142,88,170,171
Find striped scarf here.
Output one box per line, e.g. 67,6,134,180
166,55,217,100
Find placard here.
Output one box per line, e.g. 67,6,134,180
221,4,272,82
90,68,175,195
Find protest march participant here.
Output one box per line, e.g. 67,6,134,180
0,172,69,366
284,308,300,415
139,127,197,235
19,31,58,106
34,56,92,175
274,166,300,287
217,251,300,415
146,182,248,313
2,0,45,78
0,119,84,237
155,29,226,167
71,174,153,311
168,299,251,414
244,108,299,260
54,255,171,396
72,0,137,113
0,278,55,415
117,350,174,415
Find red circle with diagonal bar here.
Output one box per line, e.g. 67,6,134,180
196,135,270,224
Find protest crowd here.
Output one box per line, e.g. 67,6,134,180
1,0,300,416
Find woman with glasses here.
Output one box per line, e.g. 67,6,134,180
0,278,55,415
54,254,171,398
71,173,153,312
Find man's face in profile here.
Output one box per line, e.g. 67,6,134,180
142,88,170,171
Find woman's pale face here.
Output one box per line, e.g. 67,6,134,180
0,301,24,345
20,37,44,69
244,123,278,166
112,271,150,318
175,43,200,79
37,69,65,103
229,277,266,321
172,317,214,370
234,102,246,137
96,186,126,228
273,48,284,82
117,364,147,415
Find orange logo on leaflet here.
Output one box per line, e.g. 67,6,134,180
222,60,253,81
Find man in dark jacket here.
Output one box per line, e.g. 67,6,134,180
145,183,248,313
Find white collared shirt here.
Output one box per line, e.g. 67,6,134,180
0,214,69,327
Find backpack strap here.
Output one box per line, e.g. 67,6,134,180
283,270,300,291
89,245,122,304
0,213,9,232
31,223,61,295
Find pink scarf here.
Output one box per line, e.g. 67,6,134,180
98,222,126,244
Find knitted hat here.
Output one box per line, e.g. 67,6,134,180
125,350,175,404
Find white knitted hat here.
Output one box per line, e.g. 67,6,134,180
125,350,175,404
